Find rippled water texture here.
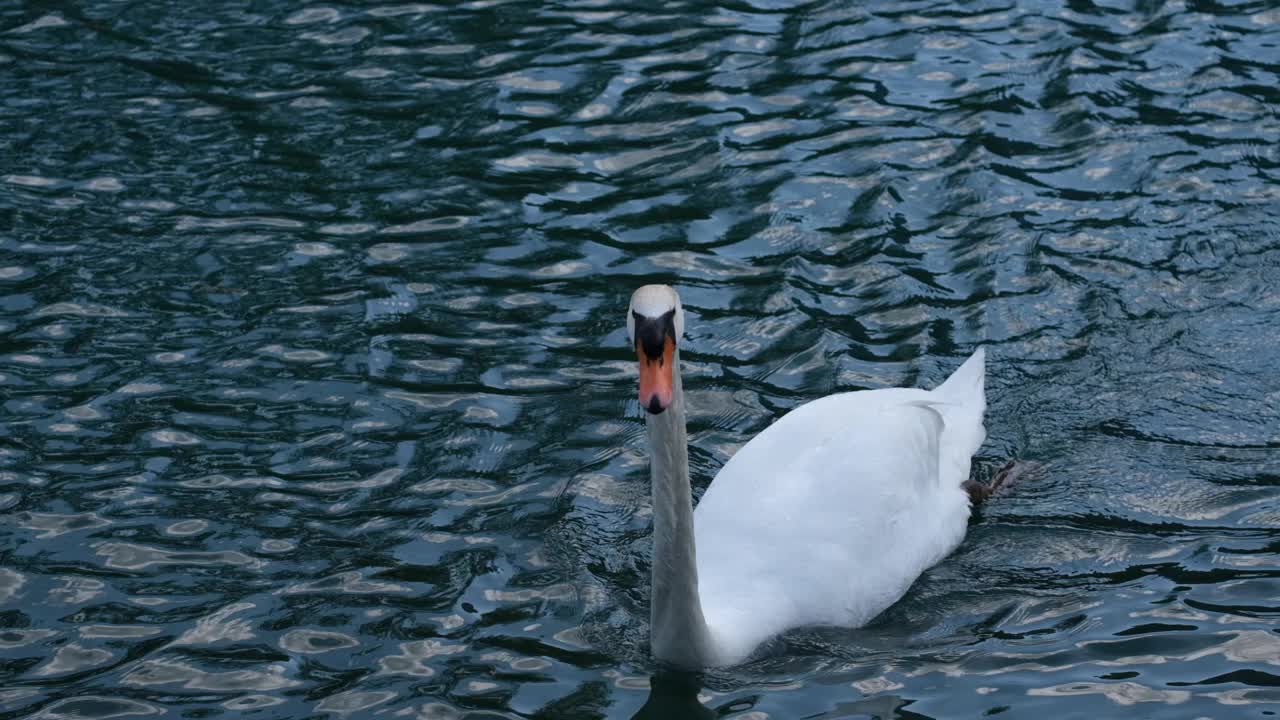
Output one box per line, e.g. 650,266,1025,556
3,1,1280,717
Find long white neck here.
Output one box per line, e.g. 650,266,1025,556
647,350,716,668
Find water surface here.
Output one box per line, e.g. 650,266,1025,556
2,1,1279,718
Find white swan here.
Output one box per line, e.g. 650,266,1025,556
628,284,988,668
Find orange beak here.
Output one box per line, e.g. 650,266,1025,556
637,335,675,414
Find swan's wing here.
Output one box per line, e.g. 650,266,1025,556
693,389,970,656
697,388,943,509
689,350,987,662
696,348,985,517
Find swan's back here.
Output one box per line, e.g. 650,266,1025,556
692,349,986,665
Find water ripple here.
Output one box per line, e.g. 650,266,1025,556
2,0,1278,716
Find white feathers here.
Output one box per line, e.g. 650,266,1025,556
636,283,989,667
690,351,988,664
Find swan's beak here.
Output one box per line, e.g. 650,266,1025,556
637,335,675,414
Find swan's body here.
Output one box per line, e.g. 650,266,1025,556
629,285,987,668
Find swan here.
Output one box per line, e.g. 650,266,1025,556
628,284,989,668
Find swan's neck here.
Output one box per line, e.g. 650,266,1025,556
647,351,716,668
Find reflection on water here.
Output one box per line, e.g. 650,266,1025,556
631,672,718,720
3,0,1280,717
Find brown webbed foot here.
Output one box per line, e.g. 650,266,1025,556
964,479,992,505
967,459,1041,506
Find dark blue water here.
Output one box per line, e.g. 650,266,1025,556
2,1,1279,718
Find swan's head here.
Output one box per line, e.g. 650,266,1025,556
627,285,684,415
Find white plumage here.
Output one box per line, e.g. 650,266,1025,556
693,349,986,665
629,284,988,668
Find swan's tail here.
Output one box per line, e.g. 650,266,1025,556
931,348,987,487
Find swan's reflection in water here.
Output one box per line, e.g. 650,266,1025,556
631,671,714,720
631,670,911,720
